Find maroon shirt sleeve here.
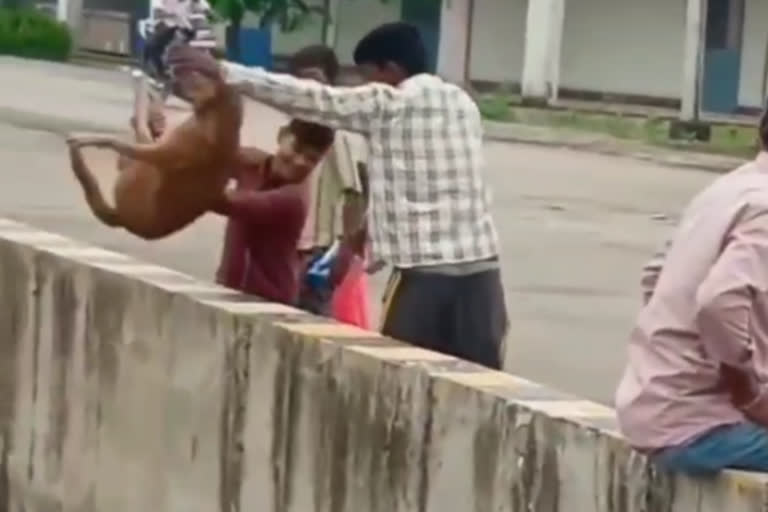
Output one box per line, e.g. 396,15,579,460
215,186,305,227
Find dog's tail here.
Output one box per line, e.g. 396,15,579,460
68,144,122,228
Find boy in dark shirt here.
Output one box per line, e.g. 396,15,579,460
213,119,334,304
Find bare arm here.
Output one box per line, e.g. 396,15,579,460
132,69,153,143
331,133,363,192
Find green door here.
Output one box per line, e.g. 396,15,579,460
701,0,744,113
401,0,442,73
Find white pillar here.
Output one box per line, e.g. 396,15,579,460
323,0,341,48
547,0,565,103
57,0,83,38
680,0,706,121
56,0,68,22
69,0,83,46
436,0,472,84
521,0,566,103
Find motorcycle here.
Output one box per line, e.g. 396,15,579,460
136,1,217,102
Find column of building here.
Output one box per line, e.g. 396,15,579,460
57,0,83,45
323,0,341,49
436,0,473,85
680,0,706,122
520,0,566,104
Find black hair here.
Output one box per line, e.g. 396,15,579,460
289,44,340,84
287,119,335,152
353,22,427,77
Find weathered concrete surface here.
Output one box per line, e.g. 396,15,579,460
1,217,768,512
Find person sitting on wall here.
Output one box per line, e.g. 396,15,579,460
616,108,768,475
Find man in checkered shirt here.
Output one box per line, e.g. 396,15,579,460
169,22,508,369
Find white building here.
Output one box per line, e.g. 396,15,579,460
58,0,768,118
264,0,767,119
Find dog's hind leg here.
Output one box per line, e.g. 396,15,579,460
69,134,179,170
68,143,122,228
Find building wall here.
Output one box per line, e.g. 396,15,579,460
258,0,401,63
738,0,768,108
467,0,526,84
559,0,685,99
271,18,325,56
242,8,324,57
334,0,402,63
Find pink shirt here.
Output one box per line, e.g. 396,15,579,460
616,152,768,451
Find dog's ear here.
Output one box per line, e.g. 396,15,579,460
167,45,222,84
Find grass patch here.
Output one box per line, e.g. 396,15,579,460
478,94,757,159
0,7,72,61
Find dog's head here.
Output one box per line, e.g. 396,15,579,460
167,42,224,107
172,68,223,107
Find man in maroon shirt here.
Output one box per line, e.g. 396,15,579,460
213,119,334,304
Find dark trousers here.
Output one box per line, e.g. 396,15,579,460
380,267,508,370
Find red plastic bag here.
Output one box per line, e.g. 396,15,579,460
331,256,371,329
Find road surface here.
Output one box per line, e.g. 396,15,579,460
0,57,721,404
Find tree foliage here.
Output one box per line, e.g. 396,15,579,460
209,0,436,59
208,0,325,31
209,0,435,31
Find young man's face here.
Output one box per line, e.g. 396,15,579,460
272,131,326,184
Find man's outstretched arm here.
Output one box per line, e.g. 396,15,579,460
168,46,398,135
225,62,398,135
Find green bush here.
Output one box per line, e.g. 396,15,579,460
0,7,72,61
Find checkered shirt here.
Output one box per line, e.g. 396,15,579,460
223,64,500,268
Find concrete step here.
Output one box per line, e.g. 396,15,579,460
71,49,137,69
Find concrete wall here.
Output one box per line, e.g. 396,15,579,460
1,217,767,511
243,0,400,63
738,0,768,108
334,0,401,64
559,0,685,99
464,0,686,99
467,0,526,85
242,1,326,57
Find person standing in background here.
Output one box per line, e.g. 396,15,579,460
286,45,368,316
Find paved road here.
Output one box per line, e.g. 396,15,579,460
0,57,719,404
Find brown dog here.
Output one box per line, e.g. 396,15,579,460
66,66,243,240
